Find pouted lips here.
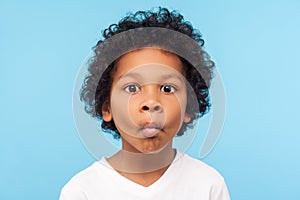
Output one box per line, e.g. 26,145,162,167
141,123,161,138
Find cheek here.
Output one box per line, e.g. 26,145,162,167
127,95,139,115
111,91,129,116
162,94,187,124
110,90,147,136
171,90,188,116
110,89,135,129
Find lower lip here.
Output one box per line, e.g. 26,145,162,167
142,128,160,138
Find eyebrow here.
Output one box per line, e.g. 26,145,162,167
161,74,185,83
118,72,185,83
118,72,142,81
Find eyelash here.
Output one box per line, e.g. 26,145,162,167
160,84,177,93
123,84,177,94
124,84,141,93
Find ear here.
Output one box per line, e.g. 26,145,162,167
183,113,191,123
102,101,113,122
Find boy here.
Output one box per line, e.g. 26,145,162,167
60,7,230,200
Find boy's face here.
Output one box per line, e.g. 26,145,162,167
102,48,190,153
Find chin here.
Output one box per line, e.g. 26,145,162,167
140,147,160,154
140,140,168,154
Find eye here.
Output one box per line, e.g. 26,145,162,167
124,84,140,93
161,84,176,93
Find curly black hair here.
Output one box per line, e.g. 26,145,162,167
80,7,215,139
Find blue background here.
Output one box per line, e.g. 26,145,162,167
1,0,300,199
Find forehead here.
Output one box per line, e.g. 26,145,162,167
115,48,183,78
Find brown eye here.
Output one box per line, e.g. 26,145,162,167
161,84,176,93
124,84,140,93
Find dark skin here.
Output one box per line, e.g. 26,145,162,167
103,48,189,186
109,149,176,187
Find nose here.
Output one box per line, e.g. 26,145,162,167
140,100,163,113
139,84,163,113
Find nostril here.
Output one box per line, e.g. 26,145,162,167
141,104,162,112
153,105,161,111
142,105,149,111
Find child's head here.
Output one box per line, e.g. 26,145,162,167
80,7,215,152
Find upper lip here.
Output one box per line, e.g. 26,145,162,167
141,122,162,130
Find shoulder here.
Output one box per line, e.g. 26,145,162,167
60,162,96,190
174,152,225,185
60,160,111,198
171,152,230,199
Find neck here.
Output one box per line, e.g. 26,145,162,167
107,143,176,173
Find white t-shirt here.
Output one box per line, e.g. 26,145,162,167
60,151,230,200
